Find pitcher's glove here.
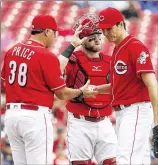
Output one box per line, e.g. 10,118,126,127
152,125,158,158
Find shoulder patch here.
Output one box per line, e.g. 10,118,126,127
137,51,149,64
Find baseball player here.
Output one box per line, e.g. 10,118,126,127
94,7,158,164
1,15,98,165
58,14,117,165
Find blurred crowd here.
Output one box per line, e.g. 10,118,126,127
1,1,158,165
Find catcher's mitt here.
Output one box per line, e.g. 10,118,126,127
152,125,158,158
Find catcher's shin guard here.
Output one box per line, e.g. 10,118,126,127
102,158,116,165
71,160,91,165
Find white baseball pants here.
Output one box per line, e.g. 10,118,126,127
4,103,53,165
115,102,153,165
67,112,117,165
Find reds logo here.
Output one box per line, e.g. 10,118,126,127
114,60,128,74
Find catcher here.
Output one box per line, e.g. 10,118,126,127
58,14,117,165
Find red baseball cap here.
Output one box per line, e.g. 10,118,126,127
32,15,61,31
98,7,124,29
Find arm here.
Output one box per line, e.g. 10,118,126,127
58,44,75,74
1,93,6,109
54,87,82,100
141,73,158,125
129,42,157,123
58,25,87,74
54,80,98,100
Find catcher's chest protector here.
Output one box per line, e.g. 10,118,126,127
68,51,111,109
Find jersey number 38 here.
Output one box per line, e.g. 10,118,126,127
9,60,28,87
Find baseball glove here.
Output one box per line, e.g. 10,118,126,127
152,125,158,158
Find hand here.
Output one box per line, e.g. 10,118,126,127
89,84,111,94
152,125,158,158
71,25,87,48
80,80,98,98
88,85,98,91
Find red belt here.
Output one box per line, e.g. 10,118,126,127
6,104,39,111
113,101,150,111
73,114,105,122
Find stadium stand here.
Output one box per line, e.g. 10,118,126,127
1,1,158,77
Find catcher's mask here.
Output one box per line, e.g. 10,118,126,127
73,14,102,39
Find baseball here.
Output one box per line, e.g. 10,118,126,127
88,85,94,91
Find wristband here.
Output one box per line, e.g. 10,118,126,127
78,88,83,97
73,88,83,102
74,88,83,99
61,44,75,59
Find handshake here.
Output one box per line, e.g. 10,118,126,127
78,80,99,99
77,80,110,100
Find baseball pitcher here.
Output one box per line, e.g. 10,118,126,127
96,7,158,164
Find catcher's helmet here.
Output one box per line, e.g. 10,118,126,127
73,14,102,39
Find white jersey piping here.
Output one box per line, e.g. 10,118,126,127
137,70,155,73
51,84,66,91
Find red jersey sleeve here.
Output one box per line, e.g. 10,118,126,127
1,61,5,81
129,41,155,79
1,57,6,92
65,61,75,86
40,52,66,91
1,49,12,81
